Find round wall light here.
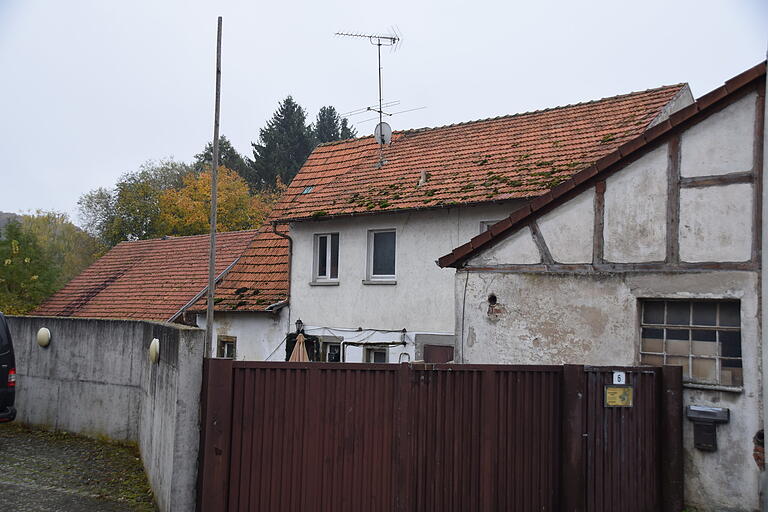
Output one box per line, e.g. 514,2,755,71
36,327,51,348
149,338,160,364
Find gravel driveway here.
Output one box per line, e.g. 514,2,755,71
0,423,156,511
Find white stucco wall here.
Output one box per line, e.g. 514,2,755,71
457,270,762,511
538,189,595,263
604,144,668,262
289,203,522,336
679,183,754,262
680,92,757,177
196,310,289,361
467,226,540,266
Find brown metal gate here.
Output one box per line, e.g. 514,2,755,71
198,362,682,512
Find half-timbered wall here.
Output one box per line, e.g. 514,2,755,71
457,84,765,512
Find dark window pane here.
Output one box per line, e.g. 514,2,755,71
666,302,691,326
330,234,339,279
326,344,340,362
372,350,387,363
643,302,664,324
666,329,690,341
318,236,327,277
691,330,716,342
721,358,742,368
642,328,663,339
373,231,396,276
719,302,740,327
720,331,742,357
692,302,717,326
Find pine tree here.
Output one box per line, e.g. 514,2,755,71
194,136,257,192
340,117,357,140
314,106,357,143
250,96,315,189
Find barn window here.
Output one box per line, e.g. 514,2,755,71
217,335,237,359
639,300,742,387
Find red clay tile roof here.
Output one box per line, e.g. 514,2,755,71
272,84,688,222
188,224,289,313
32,230,259,321
437,61,767,269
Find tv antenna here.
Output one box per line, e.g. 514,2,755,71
336,30,401,151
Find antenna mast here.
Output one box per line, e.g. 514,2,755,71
336,30,400,156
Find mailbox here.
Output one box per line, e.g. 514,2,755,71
686,405,730,452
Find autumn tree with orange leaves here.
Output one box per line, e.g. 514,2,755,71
157,167,279,237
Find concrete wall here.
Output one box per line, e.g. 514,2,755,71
196,309,289,361
289,202,521,335
456,86,764,511
7,316,203,512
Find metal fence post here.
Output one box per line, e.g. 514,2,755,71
394,362,413,512
197,358,234,512
561,364,585,512
659,365,684,512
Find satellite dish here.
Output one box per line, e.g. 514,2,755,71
374,122,392,145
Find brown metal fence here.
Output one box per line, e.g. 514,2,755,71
198,361,682,512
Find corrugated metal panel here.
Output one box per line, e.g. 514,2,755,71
227,364,399,512
584,367,659,512
199,362,677,512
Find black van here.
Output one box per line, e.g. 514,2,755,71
0,312,16,423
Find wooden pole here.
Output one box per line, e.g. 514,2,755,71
205,16,222,358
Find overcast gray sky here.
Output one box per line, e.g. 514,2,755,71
1,0,766,224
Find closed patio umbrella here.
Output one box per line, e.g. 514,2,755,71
289,333,310,362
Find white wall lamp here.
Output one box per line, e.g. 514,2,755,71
149,338,160,364
36,327,51,348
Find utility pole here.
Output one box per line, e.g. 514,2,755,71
205,16,222,358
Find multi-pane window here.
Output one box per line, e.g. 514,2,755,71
368,230,396,280
640,300,742,387
314,233,339,280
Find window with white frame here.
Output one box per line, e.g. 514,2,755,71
367,229,396,280
365,347,388,363
639,300,742,387
322,342,341,362
313,233,339,281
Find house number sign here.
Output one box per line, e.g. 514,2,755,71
604,385,633,407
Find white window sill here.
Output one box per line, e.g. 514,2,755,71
362,279,397,285
309,280,339,286
683,382,743,394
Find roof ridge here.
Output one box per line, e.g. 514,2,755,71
315,83,686,148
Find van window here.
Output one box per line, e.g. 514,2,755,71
0,319,9,354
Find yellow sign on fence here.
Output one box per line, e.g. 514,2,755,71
604,385,633,407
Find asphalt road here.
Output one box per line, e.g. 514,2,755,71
0,423,156,511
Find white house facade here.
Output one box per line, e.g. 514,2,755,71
269,83,690,363
286,203,522,362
